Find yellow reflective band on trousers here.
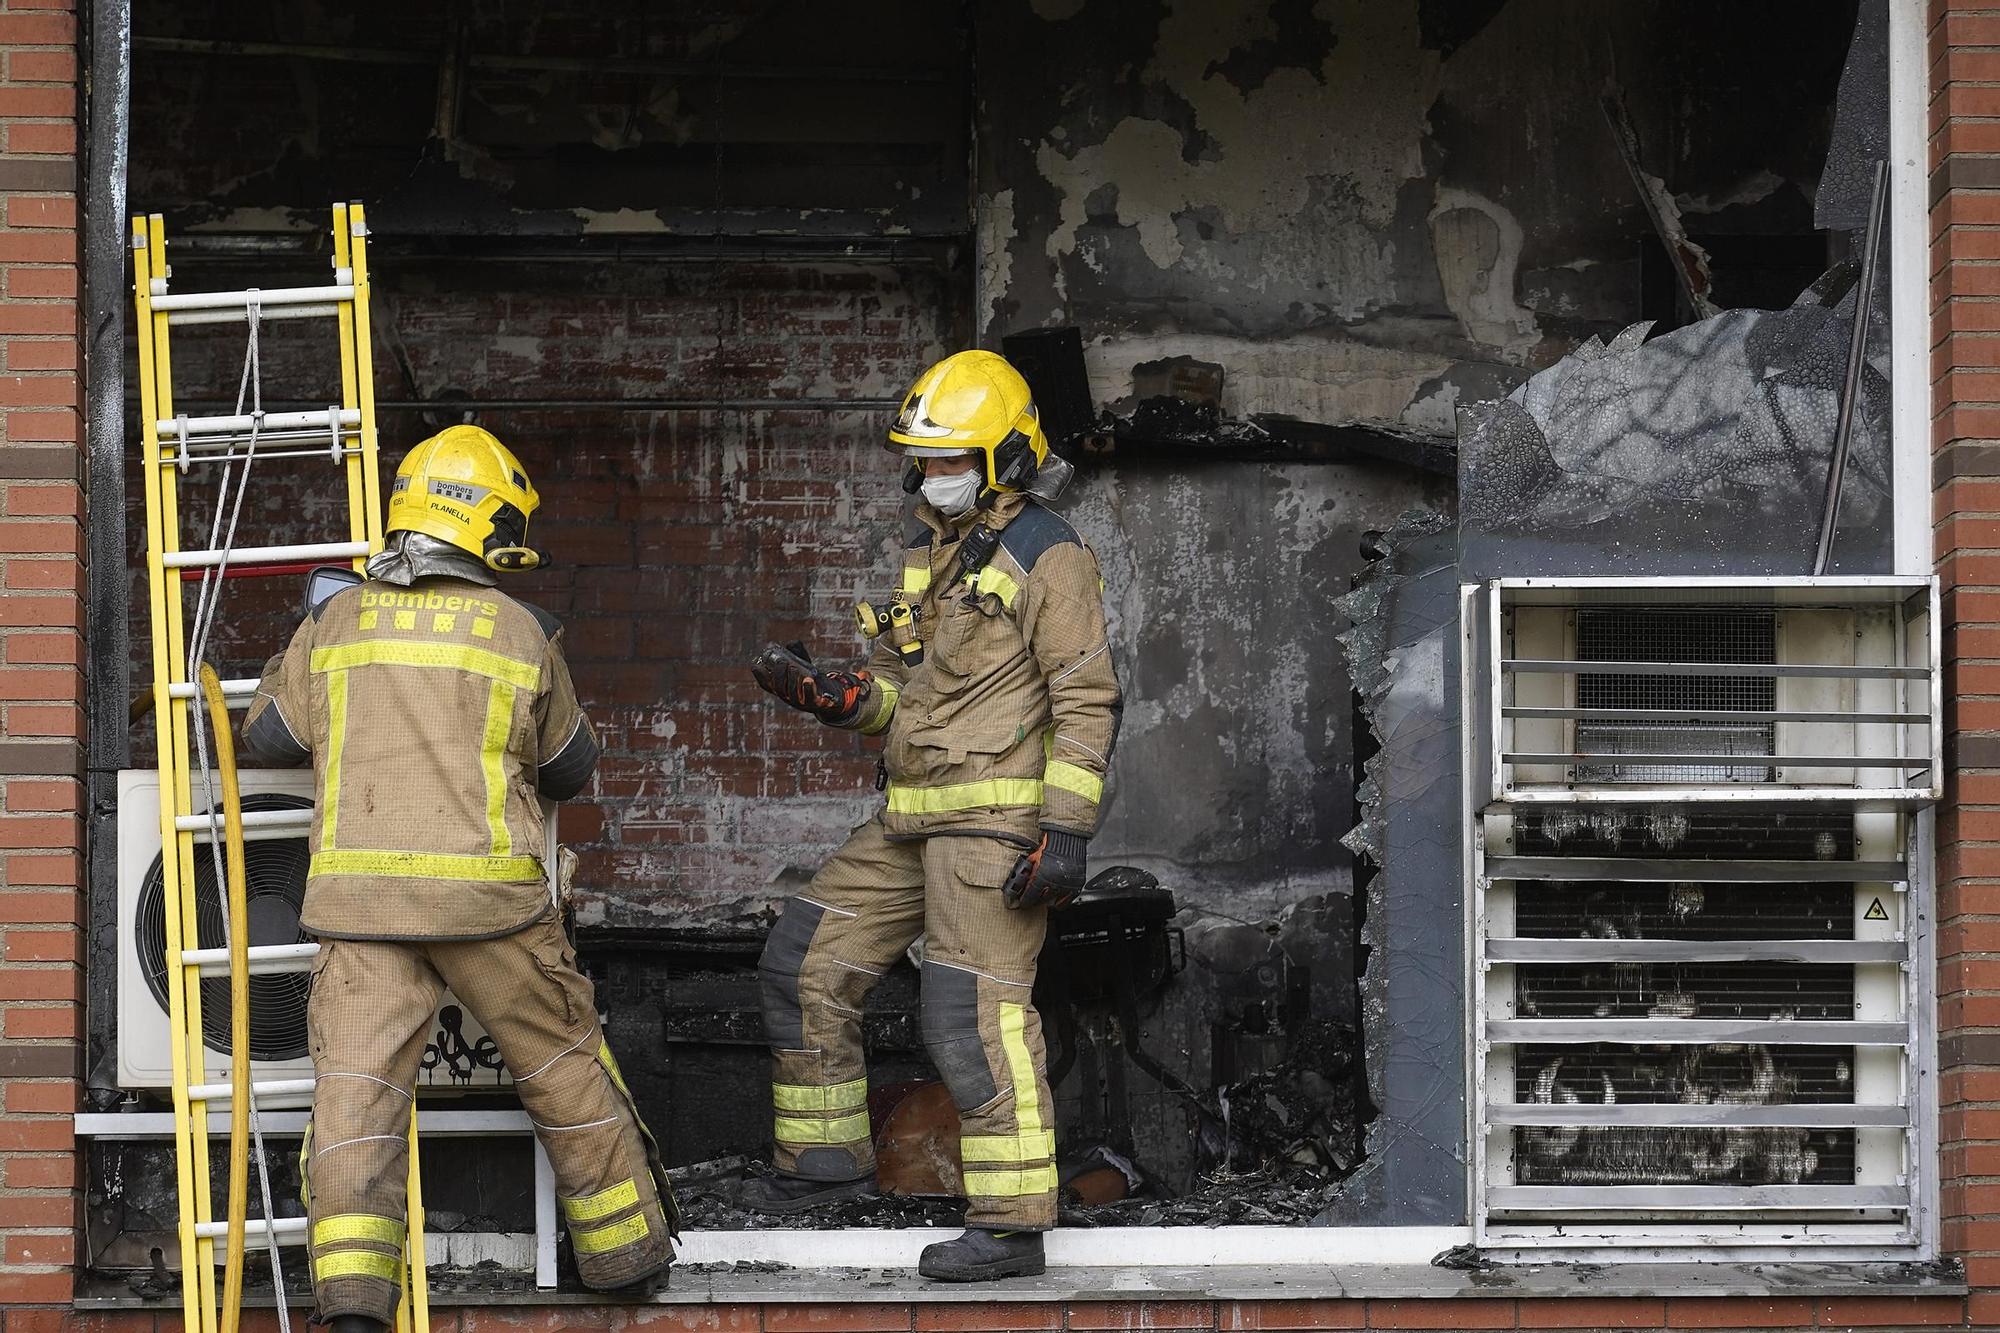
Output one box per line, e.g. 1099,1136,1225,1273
310,639,541,690
773,1078,868,1112
1043,759,1103,804
885,778,1043,815
321,669,349,850
963,563,1019,608
960,1129,1056,1164
310,849,543,881
571,1211,650,1255
901,563,932,595
312,1214,404,1248
774,1111,871,1144
997,1000,1049,1185
962,1164,1060,1197
314,1250,402,1283
481,678,517,856
563,1178,639,1224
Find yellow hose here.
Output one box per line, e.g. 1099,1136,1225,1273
198,665,251,1333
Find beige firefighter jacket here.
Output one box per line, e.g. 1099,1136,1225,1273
840,490,1121,843
243,576,600,941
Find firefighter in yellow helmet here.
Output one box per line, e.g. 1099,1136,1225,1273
746,352,1122,1281
243,426,676,1328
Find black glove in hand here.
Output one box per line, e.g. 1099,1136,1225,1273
751,643,870,725
1001,829,1088,911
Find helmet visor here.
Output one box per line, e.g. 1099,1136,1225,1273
898,443,980,459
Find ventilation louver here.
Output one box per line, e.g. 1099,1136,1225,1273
1465,578,1938,1254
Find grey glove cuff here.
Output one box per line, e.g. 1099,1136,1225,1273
1043,828,1089,862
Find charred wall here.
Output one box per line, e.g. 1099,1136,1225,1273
95,0,1866,1236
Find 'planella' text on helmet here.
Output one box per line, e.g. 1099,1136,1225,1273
887,351,1051,498
386,425,546,572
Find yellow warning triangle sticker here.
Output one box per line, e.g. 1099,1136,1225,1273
1864,898,1889,921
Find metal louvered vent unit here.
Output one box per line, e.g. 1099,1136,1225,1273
1461,578,1940,1256
1474,577,1940,806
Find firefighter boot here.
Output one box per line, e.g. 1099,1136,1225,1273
918,1227,1046,1282
738,1172,879,1215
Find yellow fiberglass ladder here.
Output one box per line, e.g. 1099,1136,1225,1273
132,203,431,1333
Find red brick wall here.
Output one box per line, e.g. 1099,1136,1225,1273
130,250,963,927
1936,1,2000,1326
0,0,84,1308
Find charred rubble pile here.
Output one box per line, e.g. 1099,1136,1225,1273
664,877,1367,1229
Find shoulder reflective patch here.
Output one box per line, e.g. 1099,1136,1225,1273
963,563,1020,608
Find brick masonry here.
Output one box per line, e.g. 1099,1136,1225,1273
0,0,84,1310
1936,0,2000,1316
3,2,1997,1331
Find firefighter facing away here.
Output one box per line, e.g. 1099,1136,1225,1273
243,426,676,1328
747,351,1122,1281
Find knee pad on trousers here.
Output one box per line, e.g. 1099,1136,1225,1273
759,897,826,1051
920,960,998,1109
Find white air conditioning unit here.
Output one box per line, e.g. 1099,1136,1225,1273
1461,578,1940,1257
117,768,526,1098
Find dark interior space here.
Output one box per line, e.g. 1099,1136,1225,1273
86,0,1877,1285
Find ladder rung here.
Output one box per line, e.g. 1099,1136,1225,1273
158,408,361,437
174,807,313,835
194,1216,307,1243
167,303,342,327
184,941,320,977
166,445,365,468
163,540,368,569
189,1077,316,1103
150,284,355,313
167,677,259,701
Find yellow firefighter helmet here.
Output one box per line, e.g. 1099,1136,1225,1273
386,424,545,571
887,350,1050,492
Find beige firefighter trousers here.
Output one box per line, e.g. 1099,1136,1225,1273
304,917,674,1321
760,814,1057,1230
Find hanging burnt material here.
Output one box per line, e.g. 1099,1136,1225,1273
1457,262,1893,580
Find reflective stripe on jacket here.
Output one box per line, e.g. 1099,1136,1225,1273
243,575,598,941
843,492,1121,842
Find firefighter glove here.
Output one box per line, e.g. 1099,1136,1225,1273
751,643,871,725
1002,829,1089,911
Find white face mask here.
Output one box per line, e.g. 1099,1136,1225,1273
920,469,983,517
